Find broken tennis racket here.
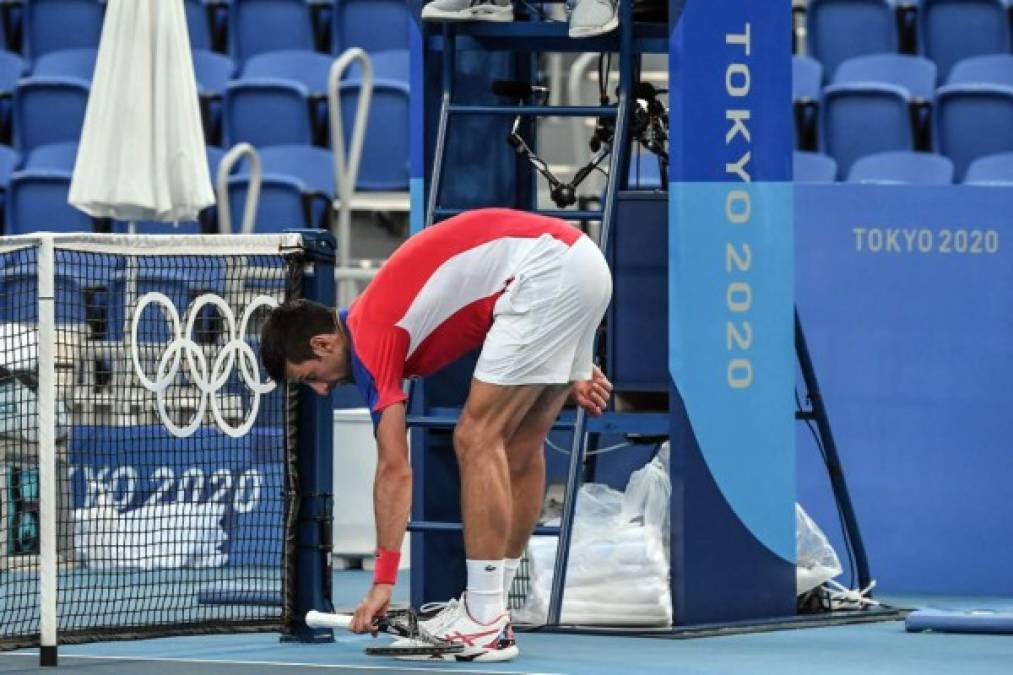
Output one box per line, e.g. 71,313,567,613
305,608,465,657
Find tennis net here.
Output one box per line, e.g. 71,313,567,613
0,233,313,653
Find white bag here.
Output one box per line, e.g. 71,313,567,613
795,503,843,595
70,0,214,222
515,444,673,627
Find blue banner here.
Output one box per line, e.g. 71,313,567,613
66,426,283,568
796,185,1013,595
668,0,795,623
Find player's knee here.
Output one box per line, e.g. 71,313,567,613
453,420,500,462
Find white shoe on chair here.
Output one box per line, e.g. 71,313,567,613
421,0,514,23
569,0,619,37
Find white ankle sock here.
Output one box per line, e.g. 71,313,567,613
503,557,521,603
465,559,505,624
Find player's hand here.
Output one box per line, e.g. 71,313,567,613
350,584,392,635
571,365,612,416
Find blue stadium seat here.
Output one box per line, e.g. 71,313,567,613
255,144,335,193
24,0,104,62
836,53,937,149
822,54,936,175
185,0,213,52
0,51,26,146
847,150,954,184
5,170,94,234
0,145,21,232
793,151,839,182
242,49,332,88
32,48,97,80
224,79,318,147
194,49,236,93
226,176,315,233
14,77,90,154
947,54,1013,89
793,55,823,150
919,0,1012,81
207,144,225,179
0,51,24,89
241,49,333,140
963,152,1013,185
229,0,318,64
835,54,937,100
23,141,78,170
193,49,237,146
793,55,823,102
936,55,1013,180
334,0,410,54
335,75,409,191
0,145,19,187
227,144,335,232
806,0,899,79
340,48,409,82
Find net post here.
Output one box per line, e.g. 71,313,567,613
37,235,58,666
283,230,337,643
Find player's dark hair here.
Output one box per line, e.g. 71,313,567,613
260,299,337,382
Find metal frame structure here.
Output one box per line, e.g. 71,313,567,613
407,0,676,624
405,0,893,634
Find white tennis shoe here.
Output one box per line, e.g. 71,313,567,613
393,594,518,662
419,598,461,632
387,597,461,659
569,0,619,37
421,0,514,23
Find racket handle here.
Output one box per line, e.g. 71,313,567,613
305,610,354,629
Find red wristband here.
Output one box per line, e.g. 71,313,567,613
373,547,401,586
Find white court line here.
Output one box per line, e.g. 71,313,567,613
1,652,565,675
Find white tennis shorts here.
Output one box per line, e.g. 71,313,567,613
474,235,612,385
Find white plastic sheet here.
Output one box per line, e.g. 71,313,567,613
796,503,844,595
515,445,673,627
69,0,214,222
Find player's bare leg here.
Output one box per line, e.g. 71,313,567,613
454,379,546,562
406,378,545,661
504,384,570,558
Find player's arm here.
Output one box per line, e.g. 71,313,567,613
373,401,411,554
350,402,410,634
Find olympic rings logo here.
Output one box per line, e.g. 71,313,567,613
130,292,279,438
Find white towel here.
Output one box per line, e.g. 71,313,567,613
73,497,227,570
515,582,672,627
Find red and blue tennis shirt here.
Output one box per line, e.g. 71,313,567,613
339,208,583,426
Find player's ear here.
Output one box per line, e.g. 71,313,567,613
308,332,337,356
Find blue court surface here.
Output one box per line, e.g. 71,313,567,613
2,573,1011,675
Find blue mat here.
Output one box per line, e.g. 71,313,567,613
906,608,1013,634
197,585,281,607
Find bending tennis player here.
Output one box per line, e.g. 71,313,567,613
260,208,612,662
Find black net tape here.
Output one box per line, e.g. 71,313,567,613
1,244,301,649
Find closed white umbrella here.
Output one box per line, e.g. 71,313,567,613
69,0,214,223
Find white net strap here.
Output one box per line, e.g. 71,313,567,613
0,233,304,256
